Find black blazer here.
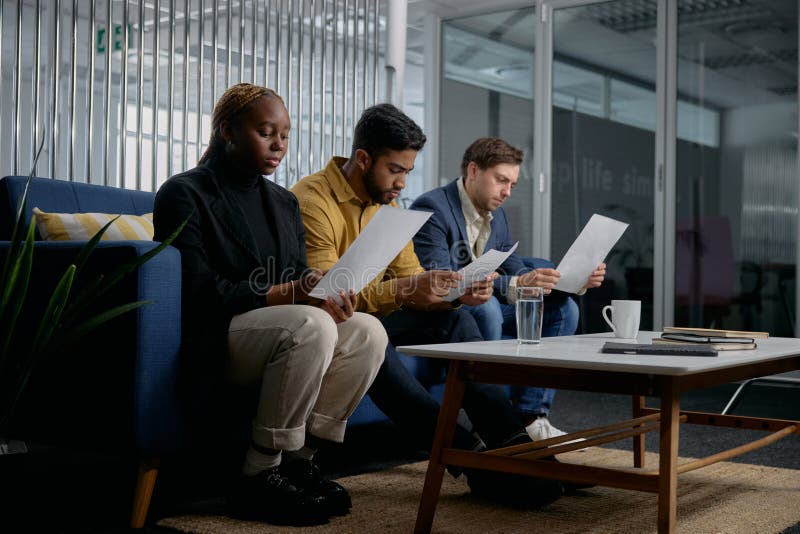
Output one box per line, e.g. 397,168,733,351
154,156,308,394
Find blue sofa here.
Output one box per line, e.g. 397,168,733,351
0,175,425,527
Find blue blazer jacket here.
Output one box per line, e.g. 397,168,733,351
410,178,553,304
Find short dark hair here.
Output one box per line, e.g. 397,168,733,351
460,137,524,176
350,103,426,159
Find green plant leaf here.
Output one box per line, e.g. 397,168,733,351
72,216,120,278
54,300,153,351
30,264,76,356
0,138,46,293
62,217,188,323
10,301,153,424
0,219,36,360
1,201,187,429
0,193,27,292
0,182,32,305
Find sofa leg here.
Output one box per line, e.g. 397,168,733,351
131,458,160,528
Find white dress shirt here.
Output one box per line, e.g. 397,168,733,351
456,177,493,259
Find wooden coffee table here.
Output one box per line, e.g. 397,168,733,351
398,332,800,533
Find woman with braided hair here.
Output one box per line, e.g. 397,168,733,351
154,83,386,525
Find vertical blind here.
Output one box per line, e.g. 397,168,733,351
0,0,383,190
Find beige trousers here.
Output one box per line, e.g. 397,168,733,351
227,305,386,451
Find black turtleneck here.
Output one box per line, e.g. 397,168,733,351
222,163,279,268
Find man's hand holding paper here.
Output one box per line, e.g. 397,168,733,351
458,272,499,306
517,267,561,294
443,242,519,302
308,206,432,304
585,262,607,289
554,214,627,294
395,270,462,309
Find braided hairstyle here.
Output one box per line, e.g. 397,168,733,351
198,82,285,164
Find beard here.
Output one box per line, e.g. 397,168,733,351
362,166,391,205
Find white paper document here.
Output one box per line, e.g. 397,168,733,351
554,214,628,294
443,242,519,302
309,205,432,303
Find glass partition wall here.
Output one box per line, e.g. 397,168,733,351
549,1,658,332
675,0,798,336
439,0,799,336
440,7,537,258
0,0,384,190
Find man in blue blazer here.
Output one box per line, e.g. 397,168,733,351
410,137,605,441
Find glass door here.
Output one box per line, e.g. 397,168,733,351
674,0,798,336
440,0,799,337
546,0,660,332
439,6,538,257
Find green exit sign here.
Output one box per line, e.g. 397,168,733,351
97,24,133,53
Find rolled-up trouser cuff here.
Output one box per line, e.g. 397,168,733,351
307,411,347,443
251,421,306,451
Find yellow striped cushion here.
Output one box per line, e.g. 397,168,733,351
32,208,154,241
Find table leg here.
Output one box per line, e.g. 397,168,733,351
414,360,467,534
657,378,680,534
632,395,646,468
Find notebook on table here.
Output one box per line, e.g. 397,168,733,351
661,327,769,339
655,327,767,351
653,337,757,351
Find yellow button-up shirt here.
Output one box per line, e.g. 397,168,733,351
291,157,424,317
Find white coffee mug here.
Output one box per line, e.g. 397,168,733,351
602,300,641,339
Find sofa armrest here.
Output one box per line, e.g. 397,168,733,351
0,240,186,455
123,242,188,455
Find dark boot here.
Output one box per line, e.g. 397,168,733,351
466,468,564,509
281,458,352,516
226,466,331,525
466,432,564,509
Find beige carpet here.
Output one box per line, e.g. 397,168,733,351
158,448,800,533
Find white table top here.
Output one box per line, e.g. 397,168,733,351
397,332,800,376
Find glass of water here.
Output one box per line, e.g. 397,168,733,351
516,286,544,344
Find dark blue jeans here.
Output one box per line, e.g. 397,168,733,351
367,308,524,452
464,292,579,418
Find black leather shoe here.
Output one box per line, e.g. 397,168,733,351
544,455,595,492
505,433,596,492
465,431,564,509
466,468,564,509
227,466,330,525
281,458,352,516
